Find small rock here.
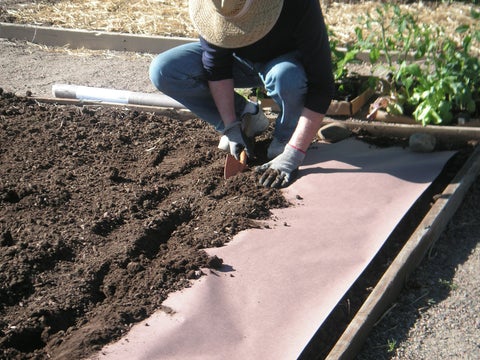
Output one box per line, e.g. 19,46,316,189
126,261,144,274
3,189,20,203
409,133,436,153
109,167,121,181
206,255,223,269
318,122,351,143
210,239,223,247
1,230,14,247
186,270,197,279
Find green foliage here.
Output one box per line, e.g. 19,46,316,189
387,338,397,353
351,3,480,125
329,31,361,81
328,29,378,102
438,278,459,291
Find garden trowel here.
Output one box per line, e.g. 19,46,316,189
224,150,248,179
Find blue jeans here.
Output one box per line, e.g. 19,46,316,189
149,42,307,143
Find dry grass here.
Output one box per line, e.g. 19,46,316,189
3,0,195,37
2,0,479,54
324,1,478,47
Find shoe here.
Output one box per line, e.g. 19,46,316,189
267,137,287,159
218,134,229,151
241,107,269,138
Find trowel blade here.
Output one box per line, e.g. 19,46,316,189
224,150,247,179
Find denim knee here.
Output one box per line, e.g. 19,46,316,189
264,63,307,100
148,43,205,95
149,53,170,93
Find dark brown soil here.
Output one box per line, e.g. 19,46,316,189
0,90,288,360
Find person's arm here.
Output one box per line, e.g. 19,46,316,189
208,78,236,127
209,78,249,159
288,108,325,152
199,39,250,158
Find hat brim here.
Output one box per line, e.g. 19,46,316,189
189,0,284,48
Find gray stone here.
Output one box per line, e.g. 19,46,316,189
409,133,437,152
318,121,351,143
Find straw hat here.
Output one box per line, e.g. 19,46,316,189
189,0,284,48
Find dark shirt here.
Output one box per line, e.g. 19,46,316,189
199,0,335,114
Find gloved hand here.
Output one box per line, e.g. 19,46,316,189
255,144,306,188
222,121,251,159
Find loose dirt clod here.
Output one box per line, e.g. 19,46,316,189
0,91,288,359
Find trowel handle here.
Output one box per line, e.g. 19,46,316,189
239,150,247,165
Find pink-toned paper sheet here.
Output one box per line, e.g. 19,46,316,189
94,139,454,360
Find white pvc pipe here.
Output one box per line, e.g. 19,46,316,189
52,84,185,109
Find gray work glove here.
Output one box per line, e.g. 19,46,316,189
255,144,306,188
222,121,251,160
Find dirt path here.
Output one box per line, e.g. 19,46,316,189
1,38,479,360
358,179,480,359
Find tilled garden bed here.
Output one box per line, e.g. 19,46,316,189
0,90,288,359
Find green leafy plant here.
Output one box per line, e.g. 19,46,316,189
329,31,361,82
355,3,480,125
328,31,378,102
387,338,397,353
439,278,459,291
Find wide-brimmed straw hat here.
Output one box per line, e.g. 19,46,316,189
189,0,284,48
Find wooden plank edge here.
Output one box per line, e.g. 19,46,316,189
325,145,480,360
358,109,480,127
0,22,195,53
0,22,418,66
0,23,395,61
322,119,480,145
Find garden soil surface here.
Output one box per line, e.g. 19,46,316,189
0,88,293,359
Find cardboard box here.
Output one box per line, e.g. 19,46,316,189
259,97,280,112
255,74,376,117
371,109,417,124
259,87,375,116
326,87,375,116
